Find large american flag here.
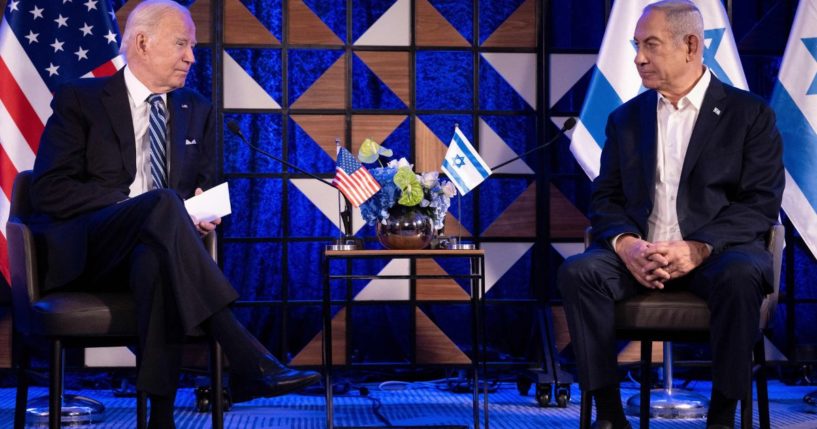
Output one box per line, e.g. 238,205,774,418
0,0,123,283
333,147,380,208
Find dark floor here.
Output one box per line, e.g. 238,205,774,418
2,378,817,428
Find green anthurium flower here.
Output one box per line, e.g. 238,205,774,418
393,167,423,206
358,138,393,164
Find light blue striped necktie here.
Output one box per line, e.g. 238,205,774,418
147,94,168,189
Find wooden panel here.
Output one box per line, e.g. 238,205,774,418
288,0,343,45
0,311,10,368
415,308,470,364
117,0,212,44
482,183,536,237
618,341,664,364
416,259,469,301
443,212,472,238
290,308,347,366
291,115,346,159
482,0,537,48
224,0,278,45
291,55,346,109
550,183,590,239
415,118,448,172
351,115,407,154
415,0,469,47
355,52,410,106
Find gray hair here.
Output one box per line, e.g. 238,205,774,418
120,0,192,56
643,0,704,46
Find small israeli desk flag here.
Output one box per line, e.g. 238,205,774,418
441,126,492,195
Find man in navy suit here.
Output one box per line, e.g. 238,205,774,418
27,1,318,427
558,1,784,428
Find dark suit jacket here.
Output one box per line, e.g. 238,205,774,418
589,76,784,289
28,68,218,290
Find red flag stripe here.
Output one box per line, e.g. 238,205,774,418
0,57,44,154
0,148,19,201
334,170,367,205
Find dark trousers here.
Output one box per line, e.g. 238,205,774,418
557,244,767,399
37,189,239,395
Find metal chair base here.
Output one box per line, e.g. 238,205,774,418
805,389,817,411
26,394,105,426
626,388,709,419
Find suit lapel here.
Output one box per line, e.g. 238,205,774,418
639,90,658,203
167,90,189,190
680,76,727,182
101,70,136,178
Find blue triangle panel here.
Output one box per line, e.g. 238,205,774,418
288,49,344,105
417,303,472,351
239,0,283,42
479,59,532,111
287,118,338,174
429,0,473,43
289,242,375,301
304,0,347,42
187,48,213,100
478,177,530,234
352,55,407,110
416,51,473,110
418,114,473,146
485,244,534,299
481,115,537,167
288,181,341,238
223,113,283,174
479,0,525,45
551,66,595,114
226,48,283,104
352,0,397,41
220,177,283,238
350,306,412,363
223,242,283,300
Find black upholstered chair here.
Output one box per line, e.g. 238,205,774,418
578,224,783,429
8,170,225,429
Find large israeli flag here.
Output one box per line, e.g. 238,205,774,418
771,0,817,257
441,127,492,195
571,0,747,179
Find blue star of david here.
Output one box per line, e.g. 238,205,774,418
454,155,466,168
803,37,817,95
702,28,734,87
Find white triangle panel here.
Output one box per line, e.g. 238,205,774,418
481,52,537,109
85,347,136,367
481,242,533,295
354,0,409,46
291,179,366,235
548,53,596,108
551,242,585,259
354,258,410,300
223,52,281,109
478,118,534,175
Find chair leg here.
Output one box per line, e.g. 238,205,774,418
210,340,224,429
136,390,148,429
49,339,63,429
754,339,770,429
640,340,653,429
14,344,30,429
580,389,592,429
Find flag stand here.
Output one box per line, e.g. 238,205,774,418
445,193,475,250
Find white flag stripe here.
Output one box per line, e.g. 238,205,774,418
570,122,603,179
0,20,53,125
776,2,817,137
0,100,36,172
0,192,9,237
335,171,366,204
783,170,817,258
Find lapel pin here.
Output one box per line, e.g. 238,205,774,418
713,107,721,116
181,104,189,109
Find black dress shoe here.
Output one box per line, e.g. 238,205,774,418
230,367,321,403
591,420,632,429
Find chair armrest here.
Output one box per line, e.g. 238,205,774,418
204,230,217,263
6,218,39,333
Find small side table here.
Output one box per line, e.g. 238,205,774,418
321,249,488,429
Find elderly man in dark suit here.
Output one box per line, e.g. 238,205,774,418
557,1,784,428
26,1,318,427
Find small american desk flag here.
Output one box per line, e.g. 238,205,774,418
333,147,380,207
0,0,124,283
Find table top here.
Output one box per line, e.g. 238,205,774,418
324,249,485,257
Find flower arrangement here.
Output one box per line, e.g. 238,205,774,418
357,138,456,231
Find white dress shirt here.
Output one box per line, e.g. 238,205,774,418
123,66,168,197
647,68,711,242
